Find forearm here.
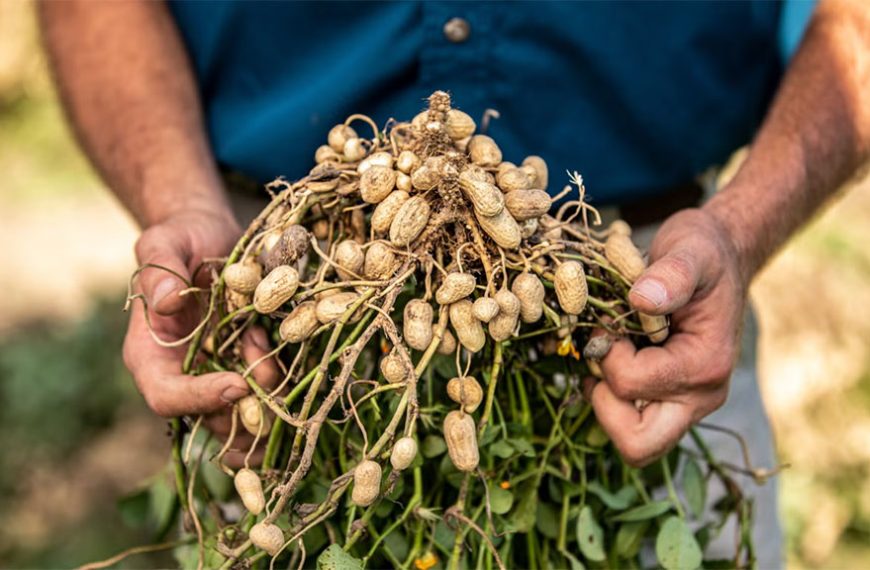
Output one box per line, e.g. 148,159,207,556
705,0,870,282
39,0,232,228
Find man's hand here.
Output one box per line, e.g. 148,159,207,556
587,208,747,466
123,208,277,466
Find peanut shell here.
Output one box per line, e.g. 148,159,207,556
351,460,382,507
403,299,434,351
449,299,486,353
435,272,477,305
253,265,299,314
389,196,431,247
444,411,479,472
446,376,483,413
554,261,588,315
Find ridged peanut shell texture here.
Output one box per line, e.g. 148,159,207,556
390,437,418,471
435,272,477,305
279,301,319,343
224,259,262,295
449,299,486,353
390,196,431,247
334,239,364,280
445,109,476,140
488,289,521,341
504,189,551,221
234,468,265,515
444,411,480,472
364,242,399,280
360,165,397,204
250,522,284,556
404,299,434,351
476,208,521,250
496,167,532,193
459,170,505,217
554,261,588,315
447,376,483,413
472,297,500,323
522,155,549,190
468,135,502,166
511,272,545,323
380,347,409,383
315,291,360,324
351,460,382,507
605,233,646,283
253,265,299,314
371,190,410,234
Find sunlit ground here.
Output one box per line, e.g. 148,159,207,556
2,2,869,567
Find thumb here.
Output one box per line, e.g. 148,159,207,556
628,250,701,315
135,225,193,316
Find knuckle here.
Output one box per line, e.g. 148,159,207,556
701,353,735,388
664,252,696,287
606,370,637,400
134,227,162,262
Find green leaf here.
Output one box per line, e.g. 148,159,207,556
682,458,706,519
576,505,606,562
587,482,638,511
655,516,702,570
479,424,498,446
383,530,410,562
489,485,514,515
317,544,364,570
615,521,649,559
508,438,536,458
536,502,561,539
609,500,672,522
421,434,447,458
507,481,538,533
490,439,515,458
562,549,586,570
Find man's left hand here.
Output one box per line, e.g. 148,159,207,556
587,208,748,466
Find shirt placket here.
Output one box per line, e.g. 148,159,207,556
418,2,494,114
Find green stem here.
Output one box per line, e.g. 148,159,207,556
661,455,686,519
478,342,503,435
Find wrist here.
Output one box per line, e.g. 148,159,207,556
138,168,237,230
702,186,762,287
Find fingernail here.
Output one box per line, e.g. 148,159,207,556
632,278,668,308
221,384,249,403
152,278,178,307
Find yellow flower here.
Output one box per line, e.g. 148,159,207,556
557,336,572,356
415,551,438,570
499,480,511,490
557,337,581,359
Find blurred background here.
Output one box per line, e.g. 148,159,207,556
2,1,869,568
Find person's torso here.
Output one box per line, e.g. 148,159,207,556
170,1,787,205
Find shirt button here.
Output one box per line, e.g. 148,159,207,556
443,17,471,43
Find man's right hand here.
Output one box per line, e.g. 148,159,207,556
123,208,279,466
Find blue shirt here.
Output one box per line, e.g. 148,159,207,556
169,1,813,205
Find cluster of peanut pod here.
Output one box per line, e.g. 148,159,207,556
150,91,734,570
